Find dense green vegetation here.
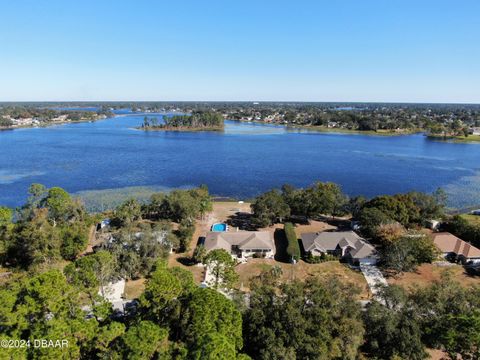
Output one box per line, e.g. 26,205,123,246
0,104,112,128
446,215,480,248
3,102,480,138
284,222,300,261
1,181,479,359
141,111,224,131
250,183,446,272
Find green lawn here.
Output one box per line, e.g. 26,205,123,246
460,214,480,226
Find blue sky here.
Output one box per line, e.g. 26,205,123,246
0,0,479,103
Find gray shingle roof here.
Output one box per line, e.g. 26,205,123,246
204,231,275,253
301,231,376,259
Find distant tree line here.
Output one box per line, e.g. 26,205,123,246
142,111,224,130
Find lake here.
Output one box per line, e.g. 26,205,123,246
1,113,479,210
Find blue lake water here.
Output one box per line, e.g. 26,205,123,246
1,113,479,209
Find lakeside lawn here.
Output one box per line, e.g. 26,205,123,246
460,213,480,226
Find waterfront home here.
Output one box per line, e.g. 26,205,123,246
204,231,275,259
469,127,480,135
432,232,480,264
301,231,377,265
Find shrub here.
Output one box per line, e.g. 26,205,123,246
304,252,337,264
284,222,300,261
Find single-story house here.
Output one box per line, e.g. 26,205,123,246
301,231,377,265
432,232,480,264
204,231,275,259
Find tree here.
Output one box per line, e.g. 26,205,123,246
176,219,195,252
381,234,438,274
244,275,364,360
0,206,12,228
9,208,61,267
119,321,169,360
113,198,142,227
364,195,411,225
251,190,290,227
59,223,89,260
284,222,300,261
93,250,117,298
179,288,243,357
358,207,394,239
204,249,238,290
0,270,100,359
140,262,185,326
192,244,207,264
306,182,348,218
410,274,480,358
64,250,117,305
375,222,406,245
42,186,74,225
363,286,428,360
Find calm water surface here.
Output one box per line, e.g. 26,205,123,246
1,114,479,209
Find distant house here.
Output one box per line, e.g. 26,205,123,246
432,232,480,264
300,231,377,265
204,231,275,259
470,127,480,136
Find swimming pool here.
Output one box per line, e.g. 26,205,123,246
211,223,227,232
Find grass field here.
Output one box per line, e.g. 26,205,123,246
460,214,480,226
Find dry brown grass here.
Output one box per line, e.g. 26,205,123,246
426,348,449,360
387,263,480,290
124,278,146,300
235,259,370,299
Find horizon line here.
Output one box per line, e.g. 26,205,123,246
1,100,480,106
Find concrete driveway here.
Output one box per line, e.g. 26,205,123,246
360,264,388,300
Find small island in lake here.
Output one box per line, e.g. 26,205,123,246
139,111,224,132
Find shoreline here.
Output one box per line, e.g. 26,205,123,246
426,134,480,144
232,119,422,136
285,124,422,136
137,125,224,132
0,115,108,131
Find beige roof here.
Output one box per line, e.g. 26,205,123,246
204,231,275,252
432,232,480,258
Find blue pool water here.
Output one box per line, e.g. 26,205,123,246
212,223,227,232
1,113,480,209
